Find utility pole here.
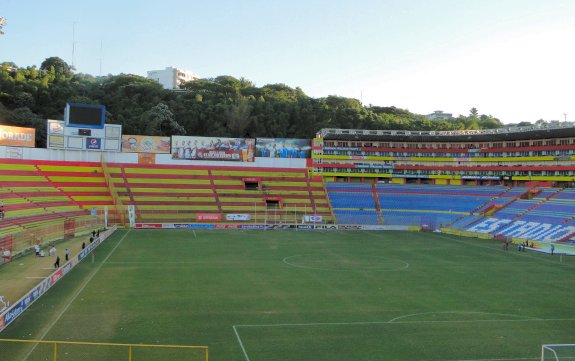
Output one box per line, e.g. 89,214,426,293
72,22,77,68
99,40,103,76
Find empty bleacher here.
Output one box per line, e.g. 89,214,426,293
326,182,378,224
376,183,506,228
110,164,333,224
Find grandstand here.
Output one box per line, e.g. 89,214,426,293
109,163,333,224
2,122,575,360
0,122,574,256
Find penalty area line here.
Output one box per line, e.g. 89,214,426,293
233,325,252,361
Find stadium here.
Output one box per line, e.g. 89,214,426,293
0,111,575,361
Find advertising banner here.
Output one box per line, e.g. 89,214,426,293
135,223,163,229
122,135,170,153
215,224,240,229
255,138,311,158
172,136,254,162
196,213,222,221
0,125,35,147
240,224,266,230
304,215,323,223
128,205,136,228
314,225,338,230
1,227,115,332
225,214,251,221
461,175,501,180
6,147,23,159
48,135,64,148
188,224,215,229
85,137,102,150
138,153,156,165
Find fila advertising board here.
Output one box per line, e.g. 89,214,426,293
172,136,254,162
0,125,35,147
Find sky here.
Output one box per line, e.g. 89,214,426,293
1,0,575,124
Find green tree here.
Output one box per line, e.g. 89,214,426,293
141,103,185,136
40,57,74,78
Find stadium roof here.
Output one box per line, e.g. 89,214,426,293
316,122,575,142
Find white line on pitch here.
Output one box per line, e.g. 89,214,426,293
449,357,540,361
21,230,131,361
193,230,197,238
235,317,575,328
233,325,252,361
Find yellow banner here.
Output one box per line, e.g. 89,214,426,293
0,125,35,147
121,135,170,153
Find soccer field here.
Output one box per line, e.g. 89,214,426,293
1,229,575,361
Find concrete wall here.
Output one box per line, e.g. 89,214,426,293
0,146,307,168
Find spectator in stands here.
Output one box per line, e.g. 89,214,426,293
0,205,4,219
54,255,60,268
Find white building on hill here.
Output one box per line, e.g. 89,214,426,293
426,110,453,121
147,66,200,90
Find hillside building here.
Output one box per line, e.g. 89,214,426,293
146,66,200,90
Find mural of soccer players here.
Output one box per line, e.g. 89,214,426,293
255,138,311,159
171,136,255,162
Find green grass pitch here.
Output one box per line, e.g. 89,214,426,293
1,229,575,360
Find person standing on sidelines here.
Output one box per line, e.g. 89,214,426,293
550,244,555,255
65,248,69,261
54,255,60,268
